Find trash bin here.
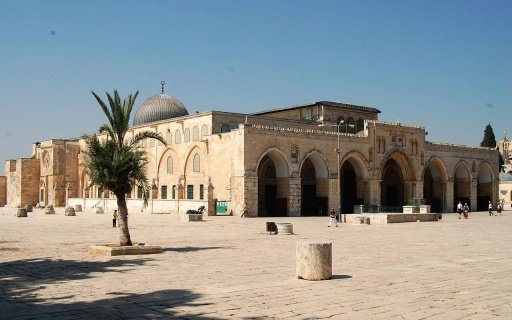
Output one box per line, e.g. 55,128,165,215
266,222,277,234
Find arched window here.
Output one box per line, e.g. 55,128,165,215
193,153,200,172
356,118,365,133
336,116,346,133
201,124,209,139
347,117,356,134
184,128,190,142
221,124,230,133
193,126,199,141
165,131,172,144
166,156,173,174
175,129,181,144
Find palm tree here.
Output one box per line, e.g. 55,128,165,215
83,90,165,246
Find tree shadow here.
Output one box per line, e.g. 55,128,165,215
163,246,234,253
0,258,226,319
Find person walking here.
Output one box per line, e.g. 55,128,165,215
463,203,470,219
497,201,502,215
457,201,463,219
488,201,493,216
112,209,118,227
241,202,248,218
328,208,338,227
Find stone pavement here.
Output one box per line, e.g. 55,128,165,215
0,207,511,319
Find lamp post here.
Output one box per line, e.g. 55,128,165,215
319,121,344,223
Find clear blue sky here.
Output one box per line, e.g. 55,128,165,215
1,0,511,166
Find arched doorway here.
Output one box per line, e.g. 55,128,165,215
257,152,289,217
300,158,318,215
453,163,471,211
477,163,493,211
381,159,404,211
423,158,447,212
299,153,329,216
339,153,368,214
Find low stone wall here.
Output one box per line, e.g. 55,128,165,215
346,213,439,224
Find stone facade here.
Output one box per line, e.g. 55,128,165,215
5,97,500,215
0,175,6,206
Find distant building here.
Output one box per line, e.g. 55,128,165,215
498,133,512,203
2,88,500,215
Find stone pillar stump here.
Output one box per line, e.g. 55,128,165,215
17,208,28,217
74,204,82,212
296,241,332,280
45,205,55,215
25,204,33,212
65,207,76,216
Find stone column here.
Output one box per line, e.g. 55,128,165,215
368,179,381,206
470,178,477,210
288,178,301,217
415,180,424,200
244,176,258,217
446,179,454,213
296,241,332,280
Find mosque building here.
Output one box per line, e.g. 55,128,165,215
1,84,500,216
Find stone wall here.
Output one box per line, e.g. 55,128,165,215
0,176,6,206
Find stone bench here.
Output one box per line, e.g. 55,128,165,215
181,213,203,222
296,241,332,280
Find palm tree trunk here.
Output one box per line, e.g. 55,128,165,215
116,193,132,246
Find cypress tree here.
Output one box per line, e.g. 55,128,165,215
480,123,497,148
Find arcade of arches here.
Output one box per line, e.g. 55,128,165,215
254,150,496,217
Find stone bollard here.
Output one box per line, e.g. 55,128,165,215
25,204,33,212
17,208,28,217
296,241,332,280
65,207,76,216
276,223,294,235
95,207,104,214
45,205,55,215
74,204,82,212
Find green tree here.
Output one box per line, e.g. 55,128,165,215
480,123,497,148
83,90,165,246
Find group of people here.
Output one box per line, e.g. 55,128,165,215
488,200,506,216
456,201,470,219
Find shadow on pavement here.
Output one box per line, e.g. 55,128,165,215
0,258,225,319
163,246,234,253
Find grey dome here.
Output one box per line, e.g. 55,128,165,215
133,93,189,126
499,172,512,182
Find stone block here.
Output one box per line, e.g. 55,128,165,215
45,205,55,215
65,207,76,216
296,241,332,281
17,208,27,217
88,243,163,256
181,213,203,222
25,204,33,212
276,222,293,235
74,204,82,212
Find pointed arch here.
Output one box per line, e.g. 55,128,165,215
477,161,494,210
299,150,329,179
423,156,448,212
256,147,290,178
380,149,416,209
339,151,371,213
453,160,471,211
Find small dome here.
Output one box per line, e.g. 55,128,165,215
499,172,512,182
133,93,189,126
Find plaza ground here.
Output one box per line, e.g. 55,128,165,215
0,207,511,319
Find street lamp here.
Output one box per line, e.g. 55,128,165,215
319,119,356,223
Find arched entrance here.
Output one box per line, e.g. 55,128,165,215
423,158,447,212
339,158,366,214
381,159,404,210
453,162,471,211
477,163,493,211
299,152,329,216
257,151,289,217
